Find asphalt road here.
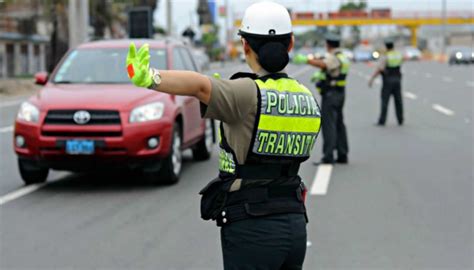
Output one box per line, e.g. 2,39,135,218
0,61,472,269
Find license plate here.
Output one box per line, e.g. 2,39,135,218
65,140,95,155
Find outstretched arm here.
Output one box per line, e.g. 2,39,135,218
127,43,212,105
368,68,382,88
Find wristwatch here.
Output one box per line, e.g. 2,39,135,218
148,68,162,89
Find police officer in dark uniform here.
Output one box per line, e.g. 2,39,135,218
294,33,350,164
126,2,321,269
369,38,404,126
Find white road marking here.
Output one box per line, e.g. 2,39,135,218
466,81,474,88
432,104,455,116
0,125,14,133
464,118,471,124
425,73,432,78
442,76,453,82
290,66,313,78
404,92,417,100
310,164,333,195
0,183,47,206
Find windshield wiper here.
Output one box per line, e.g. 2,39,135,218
54,81,74,84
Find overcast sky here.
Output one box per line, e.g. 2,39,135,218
154,0,473,40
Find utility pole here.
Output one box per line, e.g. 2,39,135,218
68,0,89,48
441,0,447,55
166,0,172,35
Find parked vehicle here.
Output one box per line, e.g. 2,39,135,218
402,46,422,61
448,46,473,65
192,49,210,71
353,47,374,62
14,39,215,185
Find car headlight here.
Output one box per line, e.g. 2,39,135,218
471,52,474,58
372,51,380,59
455,52,462,59
129,102,164,123
17,102,39,123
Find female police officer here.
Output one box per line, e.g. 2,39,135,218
126,2,321,269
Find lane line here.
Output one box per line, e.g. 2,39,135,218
404,92,417,100
442,76,453,82
0,125,14,133
310,164,333,195
432,104,455,116
290,66,313,78
0,183,47,206
466,81,474,88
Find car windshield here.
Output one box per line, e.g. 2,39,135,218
53,48,167,84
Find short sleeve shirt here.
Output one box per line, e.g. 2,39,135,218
323,50,342,77
201,77,258,164
377,55,387,71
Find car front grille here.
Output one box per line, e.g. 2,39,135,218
44,110,121,125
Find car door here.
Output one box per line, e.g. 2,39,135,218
172,47,202,145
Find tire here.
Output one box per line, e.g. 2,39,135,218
192,119,214,161
144,123,182,185
18,158,48,185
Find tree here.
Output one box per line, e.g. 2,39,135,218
339,0,367,47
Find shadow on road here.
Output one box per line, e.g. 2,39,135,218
40,154,198,193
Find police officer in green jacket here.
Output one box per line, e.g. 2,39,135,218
369,38,404,126
126,2,320,269
294,33,350,164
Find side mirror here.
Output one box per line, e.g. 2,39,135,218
34,72,49,85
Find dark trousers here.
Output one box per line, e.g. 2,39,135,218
379,78,403,125
321,90,349,161
221,213,307,270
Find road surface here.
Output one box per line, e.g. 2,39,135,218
0,61,472,269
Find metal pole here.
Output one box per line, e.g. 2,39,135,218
166,0,172,36
441,0,447,55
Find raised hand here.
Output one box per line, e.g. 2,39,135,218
126,42,153,88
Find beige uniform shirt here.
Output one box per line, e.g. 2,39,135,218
323,49,343,77
202,77,258,164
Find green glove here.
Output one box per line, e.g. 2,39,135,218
213,73,221,79
293,54,308,65
310,71,325,82
126,42,153,88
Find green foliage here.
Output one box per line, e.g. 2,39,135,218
339,0,367,11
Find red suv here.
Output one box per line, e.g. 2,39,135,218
14,39,214,185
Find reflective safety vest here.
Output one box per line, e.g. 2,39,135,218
383,50,403,77
218,74,321,178
319,51,350,93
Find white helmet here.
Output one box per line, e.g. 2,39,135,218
239,1,292,37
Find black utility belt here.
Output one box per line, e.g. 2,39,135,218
199,177,307,227
216,199,306,226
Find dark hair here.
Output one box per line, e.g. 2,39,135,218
243,34,291,73
326,40,340,48
385,43,394,50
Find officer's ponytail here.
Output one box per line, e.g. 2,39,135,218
258,41,289,73
244,35,291,73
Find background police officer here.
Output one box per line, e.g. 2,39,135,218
369,38,404,126
294,33,350,164
126,2,321,269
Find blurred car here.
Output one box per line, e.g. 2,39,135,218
14,39,215,185
403,46,422,61
448,46,473,65
353,47,374,62
312,47,327,59
192,49,210,71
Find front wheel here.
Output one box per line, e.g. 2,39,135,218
18,158,49,185
192,119,214,161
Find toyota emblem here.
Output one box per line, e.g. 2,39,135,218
73,110,91,125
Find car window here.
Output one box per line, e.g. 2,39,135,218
172,48,186,70
179,48,197,71
52,48,167,84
